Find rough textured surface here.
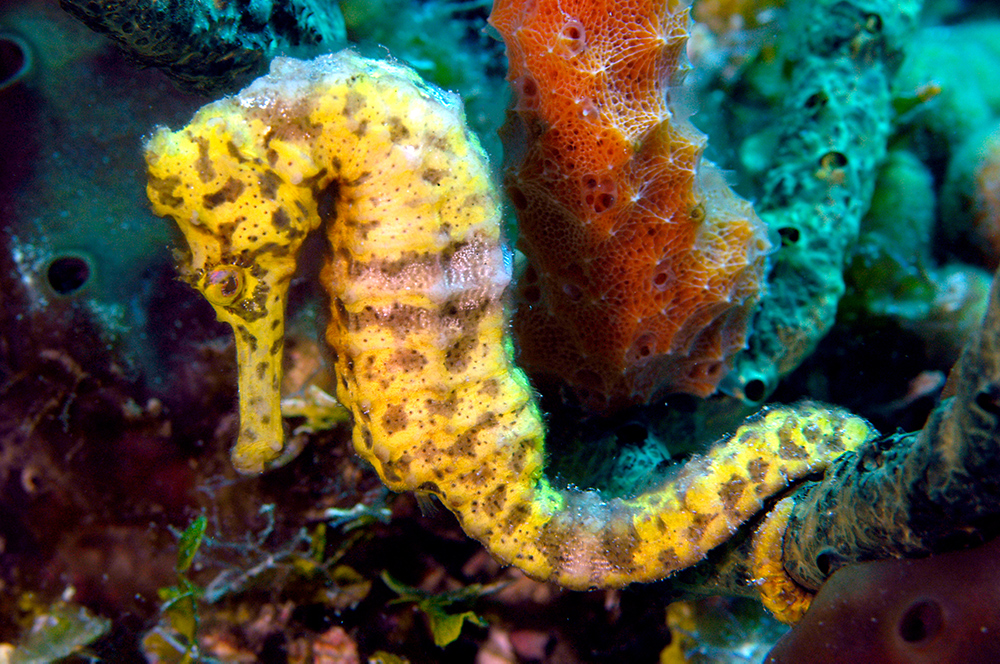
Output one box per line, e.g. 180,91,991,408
723,0,921,403
145,51,874,591
60,0,345,94
491,0,770,411
780,262,1000,590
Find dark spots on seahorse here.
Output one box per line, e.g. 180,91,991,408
658,547,682,572
149,175,184,208
602,521,640,572
510,438,533,475
203,178,246,209
502,501,532,535
272,207,291,230
256,361,268,381
824,431,846,453
478,378,500,398
226,140,248,163
444,334,479,373
388,116,410,142
258,170,282,200
747,458,769,483
382,403,408,435
236,326,258,353
194,137,215,183
483,484,508,517
352,119,369,137
718,475,748,515
422,168,446,185
241,427,258,442
687,512,716,543
382,461,402,483
343,90,365,118
271,319,281,331
426,395,458,418
390,348,428,373
269,338,283,357
777,418,809,460
359,424,374,449
428,133,451,152
266,148,279,166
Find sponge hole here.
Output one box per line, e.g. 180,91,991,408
897,599,944,645
581,175,616,214
558,19,587,57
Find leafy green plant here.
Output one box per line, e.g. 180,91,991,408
380,572,499,647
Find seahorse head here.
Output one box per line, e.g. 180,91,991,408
146,97,324,473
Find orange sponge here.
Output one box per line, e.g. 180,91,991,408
491,0,771,410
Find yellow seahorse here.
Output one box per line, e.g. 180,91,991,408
145,51,875,592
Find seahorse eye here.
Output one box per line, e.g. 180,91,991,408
204,266,245,306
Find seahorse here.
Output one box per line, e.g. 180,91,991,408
145,51,876,591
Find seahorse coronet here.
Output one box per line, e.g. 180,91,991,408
146,50,876,591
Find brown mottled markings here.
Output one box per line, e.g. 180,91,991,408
422,168,447,185
718,475,748,515
388,116,410,142
444,334,479,373
256,361,268,381
478,378,499,398
509,437,532,475
236,325,258,353
503,501,532,535
382,403,409,435
483,484,508,517
777,419,809,460
824,429,845,452
272,207,291,230
535,518,569,564
269,338,283,356
353,303,427,338
194,137,215,183
352,119,369,137
426,395,458,418
343,90,365,117
447,414,497,458
226,141,248,163
258,170,282,200
382,462,402,483
429,133,451,152
241,427,257,442
601,522,640,571
747,458,769,482
658,547,681,570
149,175,184,208
359,424,374,449
203,178,246,209
686,512,716,542
390,348,428,373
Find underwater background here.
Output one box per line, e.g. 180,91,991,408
2,0,1000,661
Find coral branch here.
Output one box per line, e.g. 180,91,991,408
145,51,872,591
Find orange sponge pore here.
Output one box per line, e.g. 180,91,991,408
491,0,771,411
